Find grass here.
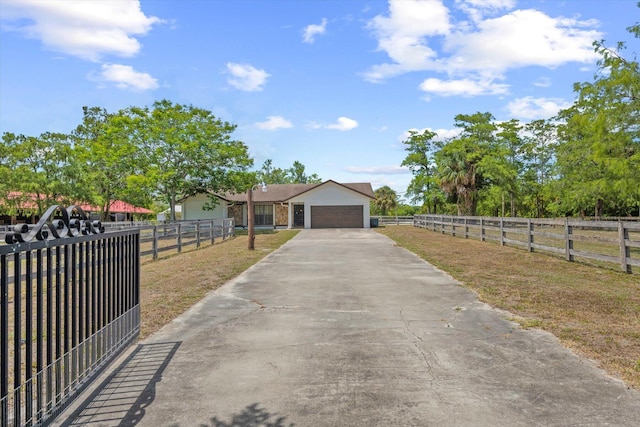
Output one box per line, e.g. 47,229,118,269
139,230,298,339
376,226,640,390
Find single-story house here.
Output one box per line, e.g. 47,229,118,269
182,180,375,229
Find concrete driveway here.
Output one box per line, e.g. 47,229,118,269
56,229,640,426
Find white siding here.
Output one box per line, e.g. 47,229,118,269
182,194,228,220
288,182,371,229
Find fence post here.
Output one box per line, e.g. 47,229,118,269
480,217,485,242
464,217,469,239
500,217,505,246
153,225,158,260
451,216,456,237
565,218,574,262
177,223,182,253
619,220,631,273
210,220,215,245
196,221,201,248
527,219,534,252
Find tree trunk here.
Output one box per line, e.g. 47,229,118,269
510,192,516,217
169,193,177,222
595,198,604,219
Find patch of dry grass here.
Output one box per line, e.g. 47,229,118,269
139,230,298,339
377,226,640,390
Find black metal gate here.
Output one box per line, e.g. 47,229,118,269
1,205,140,426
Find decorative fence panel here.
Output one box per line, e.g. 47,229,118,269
414,215,640,274
1,206,140,426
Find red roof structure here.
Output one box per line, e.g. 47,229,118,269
78,200,153,215
2,192,153,215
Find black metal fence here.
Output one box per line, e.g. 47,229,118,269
1,206,140,426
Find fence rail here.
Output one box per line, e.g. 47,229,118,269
101,219,234,260
414,215,640,274
371,216,414,226
1,207,141,426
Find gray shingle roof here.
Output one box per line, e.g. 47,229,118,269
220,180,374,203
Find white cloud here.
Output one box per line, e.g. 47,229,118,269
255,116,293,130
326,117,359,131
507,96,572,120
445,9,601,73
302,18,327,43
419,76,509,97
364,0,451,81
93,64,158,91
533,77,552,88
226,62,270,92
344,165,410,174
305,121,323,130
364,0,602,96
0,0,162,61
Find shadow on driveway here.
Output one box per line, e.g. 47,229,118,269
59,342,181,426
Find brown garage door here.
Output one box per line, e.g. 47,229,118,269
311,205,363,228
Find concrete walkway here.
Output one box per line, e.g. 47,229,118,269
55,229,640,426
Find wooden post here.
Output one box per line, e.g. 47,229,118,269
196,221,201,248
152,225,158,260
527,219,534,252
619,220,631,273
248,187,255,250
451,216,456,237
177,223,182,253
565,218,573,262
480,217,485,242
500,217,505,246
210,220,215,245
464,217,469,239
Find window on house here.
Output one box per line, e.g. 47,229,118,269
254,204,273,226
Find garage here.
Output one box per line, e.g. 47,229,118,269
311,205,363,228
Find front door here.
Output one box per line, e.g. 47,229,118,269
293,204,304,227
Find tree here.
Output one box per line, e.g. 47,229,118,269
256,159,289,184
555,14,640,216
129,100,253,221
493,119,524,217
73,106,142,221
435,112,496,216
1,131,75,216
287,160,322,184
257,159,322,184
372,186,397,216
401,129,444,213
522,119,557,217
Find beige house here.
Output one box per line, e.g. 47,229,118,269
182,180,375,229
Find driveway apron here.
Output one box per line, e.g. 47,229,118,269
56,229,640,426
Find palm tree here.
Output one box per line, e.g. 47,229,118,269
373,186,397,216
438,149,477,215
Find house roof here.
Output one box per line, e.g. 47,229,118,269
220,180,375,203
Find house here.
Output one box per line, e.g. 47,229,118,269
182,180,375,229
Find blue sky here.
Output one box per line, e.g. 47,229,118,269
1,0,637,197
